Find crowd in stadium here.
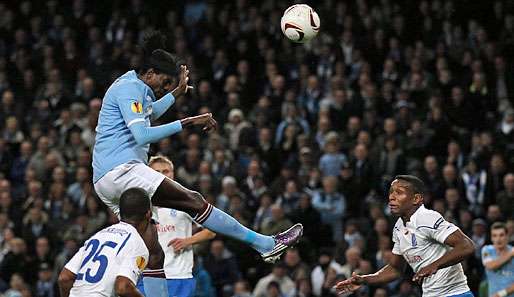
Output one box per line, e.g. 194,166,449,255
0,0,513,296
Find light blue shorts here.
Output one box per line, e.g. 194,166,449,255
137,278,196,297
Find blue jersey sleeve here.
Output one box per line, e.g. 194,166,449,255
115,83,147,128
129,120,182,146
151,93,175,120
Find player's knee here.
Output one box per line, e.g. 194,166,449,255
186,190,206,212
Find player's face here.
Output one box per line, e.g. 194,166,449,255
148,71,174,98
491,228,507,248
150,162,174,180
388,180,414,216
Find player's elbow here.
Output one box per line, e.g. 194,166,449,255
114,276,133,297
132,133,148,146
58,269,75,287
461,238,475,257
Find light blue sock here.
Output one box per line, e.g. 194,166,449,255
200,206,275,254
142,276,168,297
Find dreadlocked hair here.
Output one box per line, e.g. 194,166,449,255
138,30,179,76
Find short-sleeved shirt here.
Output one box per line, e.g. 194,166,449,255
156,207,199,279
65,222,149,297
392,205,470,297
481,244,514,297
92,70,174,182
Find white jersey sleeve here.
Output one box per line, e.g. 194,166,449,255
417,211,459,244
116,237,149,285
392,224,402,255
64,244,87,274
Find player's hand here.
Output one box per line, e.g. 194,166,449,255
334,272,364,295
168,238,192,253
171,65,193,98
182,113,217,132
412,263,438,284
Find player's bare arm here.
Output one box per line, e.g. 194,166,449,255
57,268,76,297
412,229,475,283
335,253,406,294
168,228,216,253
483,248,514,271
115,276,146,297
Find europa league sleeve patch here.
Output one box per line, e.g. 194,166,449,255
130,101,143,114
136,255,146,270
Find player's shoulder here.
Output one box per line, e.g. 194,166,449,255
414,206,445,228
108,71,146,96
392,218,402,234
481,244,495,252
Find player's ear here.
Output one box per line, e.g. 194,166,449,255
145,68,156,80
413,193,423,205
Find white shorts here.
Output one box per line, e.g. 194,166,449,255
94,162,166,221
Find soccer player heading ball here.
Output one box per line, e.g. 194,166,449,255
336,175,476,297
91,31,303,296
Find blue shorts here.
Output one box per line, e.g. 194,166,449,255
137,278,196,297
448,291,474,297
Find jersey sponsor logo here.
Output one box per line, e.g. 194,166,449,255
136,256,146,270
406,254,423,263
156,224,176,233
131,101,143,114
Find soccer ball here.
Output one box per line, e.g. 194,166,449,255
281,4,320,43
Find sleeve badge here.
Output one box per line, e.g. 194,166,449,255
131,102,143,114
136,256,146,270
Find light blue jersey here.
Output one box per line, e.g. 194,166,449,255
482,244,514,297
93,70,179,182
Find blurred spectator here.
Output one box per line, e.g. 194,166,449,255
231,280,252,297
204,239,241,296
283,249,310,281
310,248,342,297
253,263,295,297
496,173,514,219
260,204,293,236
35,262,55,297
312,176,346,243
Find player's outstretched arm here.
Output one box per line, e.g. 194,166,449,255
129,113,216,145
483,247,514,271
413,229,475,283
335,253,405,294
115,276,145,297
58,268,76,297
168,229,216,252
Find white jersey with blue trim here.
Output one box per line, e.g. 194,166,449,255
65,222,149,297
156,207,198,279
392,205,470,297
92,70,155,183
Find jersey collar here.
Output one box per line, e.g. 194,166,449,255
401,204,426,228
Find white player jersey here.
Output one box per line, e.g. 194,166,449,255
392,205,470,297
156,207,196,279
65,222,149,297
